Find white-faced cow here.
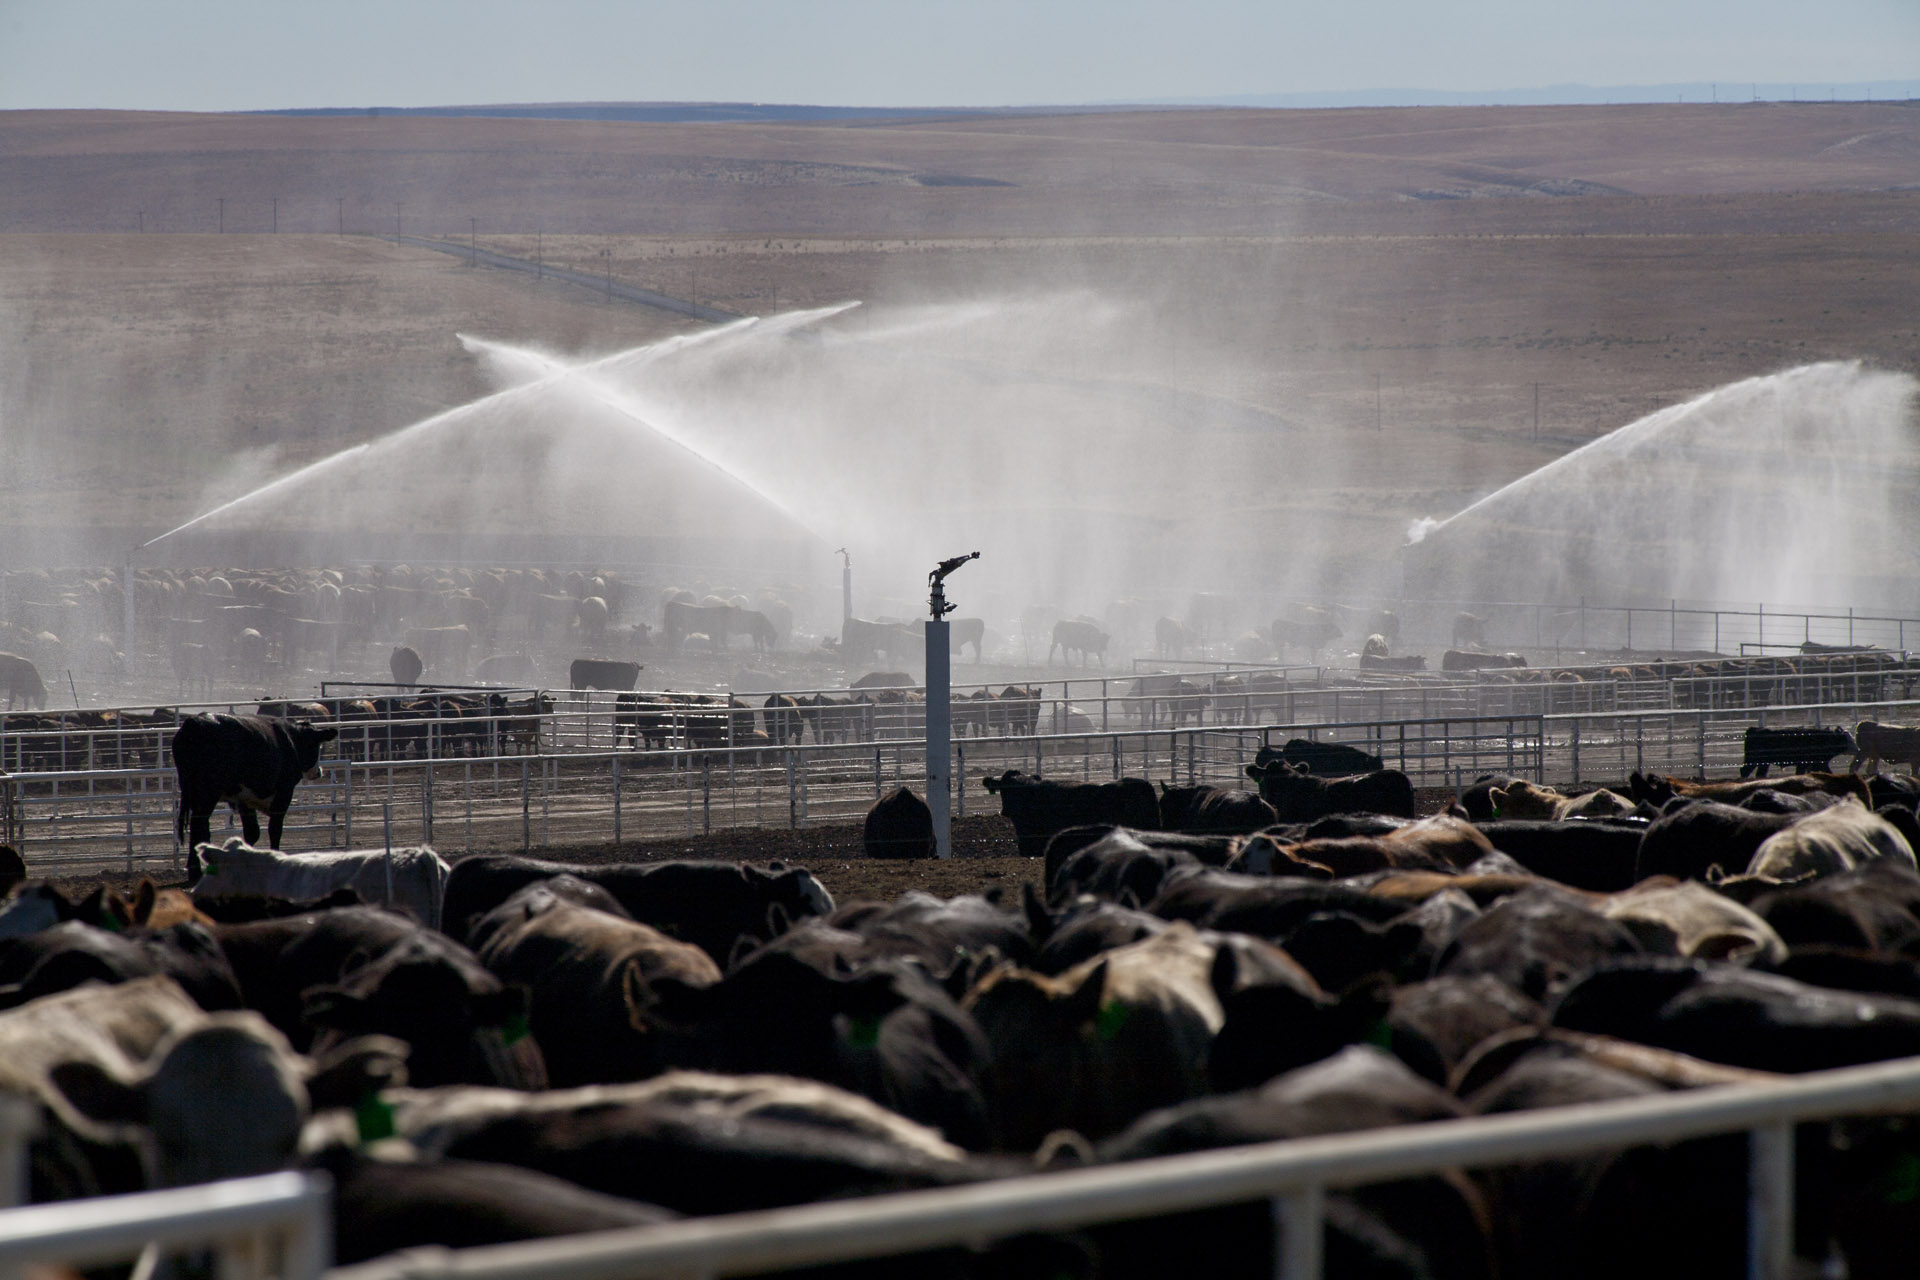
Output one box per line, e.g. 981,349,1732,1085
171,714,338,859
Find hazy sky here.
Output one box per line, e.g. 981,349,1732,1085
2,0,1914,111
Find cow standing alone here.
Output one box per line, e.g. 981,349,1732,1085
172,714,338,860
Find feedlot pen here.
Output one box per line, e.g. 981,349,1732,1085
7,698,1918,877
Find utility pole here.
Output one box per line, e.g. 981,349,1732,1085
271,197,277,233
468,216,477,265
217,197,225,233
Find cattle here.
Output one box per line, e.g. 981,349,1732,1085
1597,880,1787,965
1255,738,1384,776
1438,885,1645,1001
1745,797,1916,881
1739,725,1856,777
388,645,423,688
980,770,1160,859
1553,958,1920,1074
839,617,920,665
216,905,544,1089
441,855,834,963
1487,780,1635,821
0,975,402,1197
0,916,241,1012
1090,1047,1492,1280
469,878,722,1085
1442,648,1528,671
1385,974,1543,1086
1154,617,1189,658
964,922,1312,1148
315,1145,677,1266
1474,820,1645,893
189,839,451,929
1627,768,1871,809
1049,619,1110,667
1361,633,1390,661
0,652,48,710
993,685,1041,735
568,657,641,691
1269,609,1341,657
1359,650,1427,673
761,693,805,745
1243,758,1415,822
474,652,539,686
1635,798,1800,883
851,670,915,690
947,616,986,661
865,786,934,860
1238,813,1494,879
171,713,339,855
800,692,867,744
1452,611,1488,649
1156,785,1276,835
1853,720,1920,775
1048,829,1210,906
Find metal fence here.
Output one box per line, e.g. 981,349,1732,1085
322,1053,1920,1280
0,1170,328,1280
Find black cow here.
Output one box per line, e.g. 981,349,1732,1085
441,854,834,962
1243,758,1415,822
1156,785,1277,835
1739,725,1857,778
865,786,934,860
980,771,1160,859
1474,820,1647,893
171,714,339,859
1633,798,1798,883
1256,739,1384,776
568,658,642,691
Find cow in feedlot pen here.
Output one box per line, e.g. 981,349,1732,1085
171,714,338,856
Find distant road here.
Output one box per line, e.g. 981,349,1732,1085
390,234,740,324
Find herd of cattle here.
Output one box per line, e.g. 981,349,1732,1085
4,709,1920,1273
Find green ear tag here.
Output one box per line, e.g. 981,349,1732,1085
354,1095,396,1144
1880,1151,1920,1205
1365,1019,1394,1050
203,860,218,878
500,1012,530,1046
846,1015,882,1049
1095,1001,1130,1042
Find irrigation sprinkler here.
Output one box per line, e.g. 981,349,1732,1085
925,551,979,860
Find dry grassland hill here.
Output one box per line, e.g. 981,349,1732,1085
1,104,1916,577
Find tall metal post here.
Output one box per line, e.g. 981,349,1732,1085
925,552,979,861
121,557,135,674
837,548,853,624
926,619,952,859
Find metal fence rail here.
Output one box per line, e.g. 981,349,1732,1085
0,1170,329,1280
324,1054,1920,1280
10,699,1920,870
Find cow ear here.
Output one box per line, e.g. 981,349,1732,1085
1063,960,1109,1027
132,880,158,927
301,985,369,1031
765,901,792,938
725,933,762,972
307,1035,410,1110
1021,881,1055,943
766,860,787,873
1210,943,1243,1002
49,1060,146,1129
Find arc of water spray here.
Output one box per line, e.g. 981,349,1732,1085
141,303,857,549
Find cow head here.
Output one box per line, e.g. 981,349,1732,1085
292,721,340,780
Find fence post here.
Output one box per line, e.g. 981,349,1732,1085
1698,713,1708,778
1747,1122,1794,1280
520,759,530,853
1275,1185,1325,1280
1571,721,1581,782
612,755,622,846
875,748,883,799
422,762,434,845
957,744,966,820
702,756,712,835
786,752,798,830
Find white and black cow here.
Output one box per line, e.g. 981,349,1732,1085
171,714,339,861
